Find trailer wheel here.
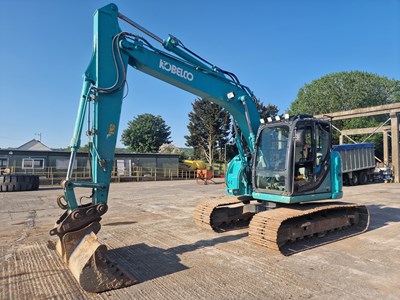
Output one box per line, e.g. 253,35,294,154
359,172,369,185
0,175,40,192
343,174,350,186
349,172,359,186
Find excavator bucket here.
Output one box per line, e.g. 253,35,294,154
55,222,137,293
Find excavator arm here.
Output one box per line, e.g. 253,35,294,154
50,3,369,293
62,3,260,211
50,3,261,292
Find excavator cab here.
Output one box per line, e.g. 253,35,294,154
54,3,370,292
197,115,369,255
252,115,341,203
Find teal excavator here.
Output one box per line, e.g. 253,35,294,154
50,3,369,293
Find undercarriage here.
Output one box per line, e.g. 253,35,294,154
194,197,370,255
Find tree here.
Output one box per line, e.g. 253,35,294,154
179,147,194,161
159,143,188,161
289,71,400,158
254,98,279,121
66,143,90,153
158,143,181,154
289,71,400,115
185,98,231,166
227,98,279,161
121,113,171,153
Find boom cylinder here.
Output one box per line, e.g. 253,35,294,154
118,13,163,44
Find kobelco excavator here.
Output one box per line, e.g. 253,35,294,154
50,3,370,293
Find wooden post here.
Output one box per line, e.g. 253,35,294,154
390,112,399,183
383,130,389,167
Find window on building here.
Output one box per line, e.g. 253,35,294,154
0,157,9,172
56,159,77,170
22,158,45,169
0,158,8,168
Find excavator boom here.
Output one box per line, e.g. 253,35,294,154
52,3,369,293
52,3,261,292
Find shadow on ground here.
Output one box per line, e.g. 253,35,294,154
107,232,247,282
366,204,400,230
37,186,63,191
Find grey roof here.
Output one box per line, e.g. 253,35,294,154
17,139,52,151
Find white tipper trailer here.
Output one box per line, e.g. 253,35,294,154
333,143,375,185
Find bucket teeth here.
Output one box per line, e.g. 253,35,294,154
55,222,137,293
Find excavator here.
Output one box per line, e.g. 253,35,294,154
50,3,370,293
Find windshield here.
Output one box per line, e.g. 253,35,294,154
254,125,289,194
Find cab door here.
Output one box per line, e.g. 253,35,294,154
293,121,315,193
292,119,331,195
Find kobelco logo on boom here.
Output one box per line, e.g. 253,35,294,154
159,59,194,81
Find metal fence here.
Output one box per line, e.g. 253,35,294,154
6,166,198,186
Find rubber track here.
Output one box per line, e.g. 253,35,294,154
193,196,242,231
249,202,370,255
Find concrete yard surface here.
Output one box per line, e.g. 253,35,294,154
1,180,399,299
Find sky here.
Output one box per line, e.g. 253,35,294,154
0,0,399,149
